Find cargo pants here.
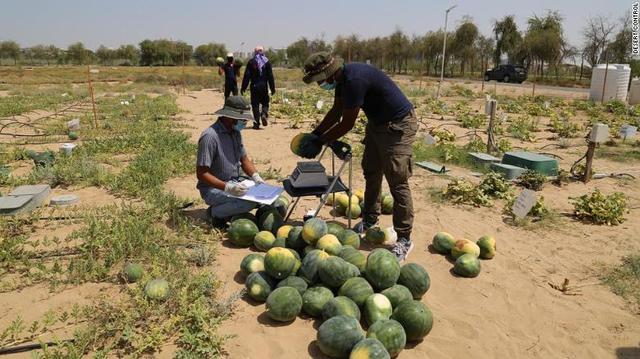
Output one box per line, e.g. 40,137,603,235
361,111,417,240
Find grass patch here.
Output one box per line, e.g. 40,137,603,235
601,254,640,312
413,141,481,170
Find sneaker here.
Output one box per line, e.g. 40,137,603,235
252,122,260,130
353,220,378,235
261,113,268,127
392,237,414,262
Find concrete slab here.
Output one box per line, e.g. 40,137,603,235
50,194,80,206
490,163,527,180
0,195,34,216
468,152,501,166
9,184,51,210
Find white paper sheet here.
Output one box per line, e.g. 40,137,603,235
230,180,284,205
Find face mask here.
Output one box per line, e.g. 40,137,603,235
319,81,336,91
234,120,247,132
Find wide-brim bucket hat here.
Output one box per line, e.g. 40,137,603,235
214,96,253,121
302,52,344,84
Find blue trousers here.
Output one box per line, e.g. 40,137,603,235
199,187,257,219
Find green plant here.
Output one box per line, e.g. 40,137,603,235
478,171,513,199
430,128,455,142
601,254,640,310
571,189,628,225
496,138,512,153
516,169,547,191
458,113,486,129
464,137,486,152
552,169,572,186
507,115,538,141
443,178,492,207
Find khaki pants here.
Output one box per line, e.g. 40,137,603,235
361,112,418,239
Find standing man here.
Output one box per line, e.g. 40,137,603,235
302,52,418,261
241,46,275,129
219,52,240,98
196,96,265,227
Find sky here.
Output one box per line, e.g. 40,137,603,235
0,0,630,51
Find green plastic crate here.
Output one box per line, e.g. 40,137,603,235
501,152,558,176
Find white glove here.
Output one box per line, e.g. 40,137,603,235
251,172,265,184
224,181,248,196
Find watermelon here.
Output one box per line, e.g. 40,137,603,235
302,217,328,244
477,235,497,259
68,131,79,140
365,227,396,246
322,296,361,321
245,271,275,302
341,202,362,219
363,293,393,326
339,246,366,272
316,234,343,255
453,253,481,278
317,315,365,358
276,225,293,240
265,286,302,322
350,338,390,359
302,285,334,317
326,192,344,206
366,319,406,357
327,222,346,238
391,301,433,342
451,239,480,259
144,279,170,301
272,237,286,248
228,218,259,247
338,277,374,307
397,263,430,299
273,195,290,217
257,207,283,234
254,231,276,252
277,275,308,296
290,132,323,158
380,285,413,309
365,249,400,291
381,194,393,214
288,248,302,274
432,232,456,254
230,212,257,224
304,245,315,256
264,247,298,279
216,56,225,65
339,229,361,249
240,253,265,276
298,249,331,284
319,256,360,288
353,189,365,202
337,194,359,209
123,262,143,283
286,225,306,250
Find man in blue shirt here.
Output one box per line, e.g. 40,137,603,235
196,96,264,227
302,52,417,261
218,52,240,98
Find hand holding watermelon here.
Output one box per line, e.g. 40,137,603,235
290,132,323,158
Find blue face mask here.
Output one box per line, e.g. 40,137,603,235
234,120,247,132
319,81,336,91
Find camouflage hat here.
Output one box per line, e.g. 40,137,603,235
214,96,253,121
302,52,344,84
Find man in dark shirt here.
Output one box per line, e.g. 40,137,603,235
219,52,240,98
241,46,275,129
302,52,417,261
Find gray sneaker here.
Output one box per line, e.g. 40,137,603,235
353,220,378,235
392,237,414,262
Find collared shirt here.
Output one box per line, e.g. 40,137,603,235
221,62,238,84
196,120,247,190
335,63,413,124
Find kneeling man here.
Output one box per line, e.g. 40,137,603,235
196,96,264,226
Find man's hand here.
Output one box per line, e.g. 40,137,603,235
300,134,323,159
271,89,276,96
330,140,352,160
224,181,248,196
251,172,265,184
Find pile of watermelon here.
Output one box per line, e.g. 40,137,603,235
431,232,497,278
326,190,394,221
231,208,434,358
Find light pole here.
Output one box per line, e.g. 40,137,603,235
436,4,457,100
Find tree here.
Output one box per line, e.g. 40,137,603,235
476,35,495,74
387,29,410,73
96,45,115,65
493,15,522,65
607,17,632,63
193,43,227,66
286,38,311,67
451,17,479,75
265,48,287,66
582,16,616,67
115,44,140,65
67,42,90,65
523,11,565,78
0,41,21,65
172,41,193,65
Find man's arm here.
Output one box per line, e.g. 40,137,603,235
241,62,251,93
240,154,257,177
218,66,224,76
319,107,359,143
196,166,226,190
314,97,343,136
267,63,275,94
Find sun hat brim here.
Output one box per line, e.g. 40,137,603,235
303,56,344,84
214,107,253,121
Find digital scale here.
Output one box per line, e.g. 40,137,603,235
283,147,353,226
289,161,329,188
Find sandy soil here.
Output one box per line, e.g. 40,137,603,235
163,88,640,358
